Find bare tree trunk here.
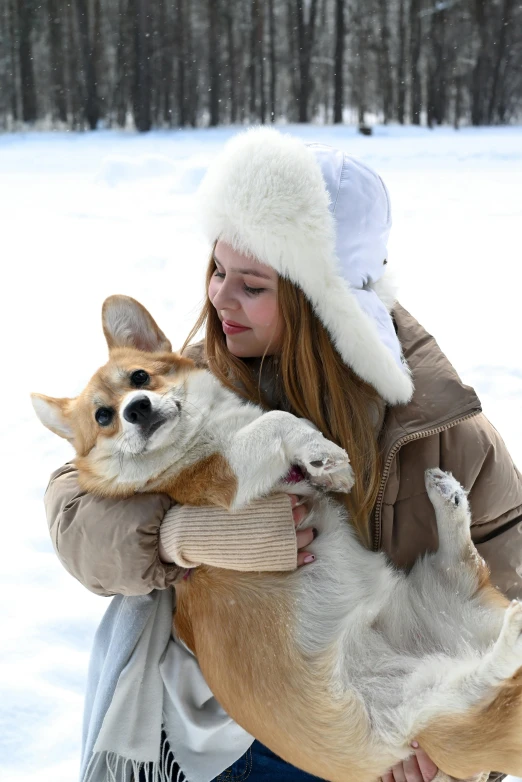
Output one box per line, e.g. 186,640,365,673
48,0,67,122
132,0,151,131
496,44,514,123
295,0,319,123
157,0,173,125
454,73,463,129
268,0,276,121
187,1,198,127
67,1,83,128
249,0,258,120
176,0,187,126
286,0,299,121
427,5,447,127
76,0,99,129
235,0,248,122
397,0,407,124
8,0,20,121
471,0,488,126
487,0,514,124
378,0,393,124
92,0,103,123
409,0,422,124
17,0,37,122
113,0,130,127
351,0,367,126
225,0,237,123
208,0,220,126
257,1,266,123
333,0,344,123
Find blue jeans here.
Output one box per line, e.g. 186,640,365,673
212,740,327,781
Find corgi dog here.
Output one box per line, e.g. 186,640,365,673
32,295,522,782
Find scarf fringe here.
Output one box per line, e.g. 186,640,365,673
83,749,188,782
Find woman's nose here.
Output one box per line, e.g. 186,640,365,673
212,280,239,310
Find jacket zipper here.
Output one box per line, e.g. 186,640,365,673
371,409,482,552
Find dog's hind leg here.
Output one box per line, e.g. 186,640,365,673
404,602,522,778
424,467,509,614
425,468,475,570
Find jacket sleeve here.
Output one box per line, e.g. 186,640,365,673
441,413,522,600
45,463,298,597
44,463,181,596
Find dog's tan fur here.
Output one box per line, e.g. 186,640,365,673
175,567,382,781
154,454,238,508
418,667,522,779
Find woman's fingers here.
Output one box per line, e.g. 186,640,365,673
287,494,316,567
288,494,312,526
380,749,439,782
401,754,424,782
292,504,308,526
296,526,317,567
296,527,315,549
412,748,439,782
389,762,407,782
296,550,316,567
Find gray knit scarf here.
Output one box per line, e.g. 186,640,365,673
81,589,253,782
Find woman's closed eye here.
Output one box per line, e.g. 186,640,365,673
243,284,265,296
213,270,265,296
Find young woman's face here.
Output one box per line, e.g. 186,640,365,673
208,240,284,358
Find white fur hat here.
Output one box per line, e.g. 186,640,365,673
198,127,414,405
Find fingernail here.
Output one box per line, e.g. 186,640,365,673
304,554,315,564
410,741,419,749
312,528,319,540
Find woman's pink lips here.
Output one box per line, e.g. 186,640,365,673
222,319,251,335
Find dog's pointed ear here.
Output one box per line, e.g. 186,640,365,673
102,295,172,353
31,393,74,441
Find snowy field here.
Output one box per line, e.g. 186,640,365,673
1,124,522,782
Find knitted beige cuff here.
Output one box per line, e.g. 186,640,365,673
159,493,297,572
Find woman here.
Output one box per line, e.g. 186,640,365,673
45,128,522,782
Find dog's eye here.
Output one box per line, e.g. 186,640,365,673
95,407,114,427
130,370,150,387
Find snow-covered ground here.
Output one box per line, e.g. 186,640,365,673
1,124,521,782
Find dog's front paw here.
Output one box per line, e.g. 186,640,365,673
296,439,355,493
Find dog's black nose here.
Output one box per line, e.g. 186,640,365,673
123,396,152,425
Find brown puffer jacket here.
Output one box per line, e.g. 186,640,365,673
44,305,522,600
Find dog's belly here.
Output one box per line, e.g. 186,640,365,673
172,496,516,782
172,499,405,780
174,561,394,782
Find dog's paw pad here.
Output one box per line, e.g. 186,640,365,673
425,469,467,510
310,459,328,468
307,460,355,493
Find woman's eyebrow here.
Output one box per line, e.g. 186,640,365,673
213,255,272,280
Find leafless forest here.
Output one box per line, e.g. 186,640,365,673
1,0,520,131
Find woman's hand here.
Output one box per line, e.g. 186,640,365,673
288,494,317,567
380,744,439,782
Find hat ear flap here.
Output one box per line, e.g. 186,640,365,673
102,295,172,353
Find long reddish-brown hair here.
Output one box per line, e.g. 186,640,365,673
182,252,383,545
